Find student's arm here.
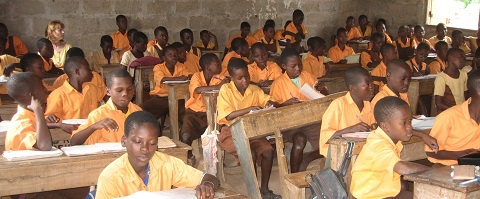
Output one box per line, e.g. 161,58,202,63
225,106,262,121
412,130,438,152
393,161,430,175
435,95,451,112
70,118,119,145
29,96,52,151
195,173,220,199
257,80,274,87
329,122,371,140
194,78,230,94
45,114,79,134
426,149,478,161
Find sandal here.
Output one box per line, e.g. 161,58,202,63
260,189,282,199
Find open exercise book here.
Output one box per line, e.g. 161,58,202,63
116,188,197,199
2,147,63,161
299,83,325,100
342,132,370,139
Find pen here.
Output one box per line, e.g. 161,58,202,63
459,177,480,185
412,65,423,76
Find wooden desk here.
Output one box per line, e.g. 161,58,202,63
329,63,361,77
202,90,219,131
407,76,436,115
166,82,190,140
99,64,123,79
319,77,348,94
405,166,480,198
348,40,369,53
0,141,190,196
215,187,248,198
134,65,155,105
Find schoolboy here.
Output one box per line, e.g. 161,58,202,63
95,111,219,199
259,23,281,53
5,72,51,151
253,19,275,41
119,28,138,58
180,53,228,165
394,25,417,61
0,23,28,57
428,41,448,74
70,68,142,145
302,37,328,78
121,31,150,75
371,43,397,93
88,35,120,73
360,32,384,68
451,29,471,54
270,48,325,173
375,21,393,44
371,59,412,108
429,23,452,48
37,38,64,75
217,58,280,198
434,48,468,113
357,15,372,39
345,16,362,41
407,42,430,76
274,20,292,41
221,38,250,76
141,46,189,134
413,25,434,50
170,42,199,74
146,26,169,58
224,22,256,55
181,28,201,57
196,30,218,51
111,15,129,52
350,97,430,199
328,28,355,64
285,9,308,47
248,43,282,87
20,53,54,91
426,69,480,166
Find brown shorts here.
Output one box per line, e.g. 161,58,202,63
180,109,208,140
219,125,273,162
282,123,320,151
140,95,185,122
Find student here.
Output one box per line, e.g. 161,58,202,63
45,20,72,67
180,53,228,165
171,42,200,74
181,28,201,57
451,29,471,54
429,23,452,48
95,111,219,199
274,20,291,41
357,15,372,39
217,58,280,198
248,43,282,87
20,53,54,91
44,57,101,121
141,46,189,135
407,25,415,38
302,37,328,79
37,38,64,76
394,25,417,61
5,72,51,151
196,30,218,51
70,68,142,145
285,9,308,50
371,43,397,93
320,66,375,156
119,28,138,58
253,19,275,41
221,38,250,76
0,37,20,74
259,23,281,53
111,15,129,52
412,25,434,50
426,69,480,166
270,48,325,173
224,22,257,55
375,20,393,44
0,23,28,57
429,41,448,74
120,31,150,75
407,42,430,76
88,35,120,73
328,28,355,64
371,59,412,108
360,32,384,68
146,26,168,58
350,97,431,199
434,48,468,113
345,16,362,41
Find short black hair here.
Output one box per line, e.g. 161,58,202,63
124,111,161,137
250,42,266,53
358,15,367,21
310,37,326,51
371,32,385,42
293,9,304,19
20,53,43,72
66,47,85,59
374,96,410,123
199,53,218,71
170,42,184,50
227,58,248,76
116,15,127,22
386,59,410,74
64,56,88,77
231,37,248,51
376,18,387,27
240,22,250,29
435,41,448,51
468,69,480,94
346,16,355,22
446,47,465,62
436,23,446,31
7,72,38,101
380,43,396,57
180,28,193,39
133,31,148,44
414,25,423,32
280,48,299,64
106,68,132,88
452,29,463,38
162,45,177,56
100,35,113,46
416,42,430,52
200,30,209,37
36,38,52,50
344,66,370,87
154,26,168,36
263,23,275,32
265,19,275,27
337,28,348,36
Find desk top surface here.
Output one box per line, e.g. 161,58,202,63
404,166,480,193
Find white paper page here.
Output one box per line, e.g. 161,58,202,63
2,147,63,161
411,74,438,80
62,119,88,125
0,120,11,133
95,142,126,153
61,145,103,156
116,188,197,199
157,136,177,149
163,80,190,84
412,117,436,130
299,83,325,100
346,54,360,64
341,132,370,138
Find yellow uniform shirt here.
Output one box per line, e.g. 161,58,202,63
87,50,121,73
5,106,38,150
5,36,29,57
428,36,452,48
185,72,225,112
71,99,142,145
95,151,203,199
319,92,375,156
52,43,72,67
51,72,106,98
39,53,55,72
351,127,403,199
146,40,167,58
247,61,282,83
428,57,446,74
360,49,382,69
0,54,20,74
371,61,387,89
195,41,215,50
348,27,363,40
358,25,373,38
259,37,281,53
371,85,410,109
216,81,273,125
149,62,190,97
252,28,265,41
226,34,257,49
269,72,317,104
327,45,355,63
413,36,434,50
406,58,427,73
426,99,480,165
184,52,201,74
393,37,417,49
285,23,308,44
434,70,468,105
111,30,130,50
221,51,249,76
302,53,327,78
274,30,285,41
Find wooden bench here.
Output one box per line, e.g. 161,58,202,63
229,92,346,199
407,76,436,116
166,82,190,140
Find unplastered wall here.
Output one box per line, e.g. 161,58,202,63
0,0,365,53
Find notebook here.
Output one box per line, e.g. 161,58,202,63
342,132,370,139
61,142,126,157
0,120,11,133
2,147,63,161
299,83,325,100
346,54,360,64
163,80,190,84
62,119,88,125
412,116,436,130
116,188,197,199
158,136,177,149
411,74,438,80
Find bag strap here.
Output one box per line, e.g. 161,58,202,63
324,144,332,169
338,141,355,177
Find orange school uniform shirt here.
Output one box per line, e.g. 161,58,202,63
217,81,274,125
428,36,452,48
360,49,382,69
319,92,375,156
371,61,387,89
39,53,55,72
426,99,480,165
350,127,403,198
71,99,142,145
393,37,417,49
87,50,121,73
45,81,102,120
51,72,106,98
269,72,316,104
226,34,257,49
302,53,327,78
358,25,373,38
146,40,168,58
95,152,203,199
0,54,20,74
274,30,285,41
5,36,29,57
184,52,201,74
253,28,265,41
111,30,129,50
185,72,225,112
195,41,215,50
327,45,355,63
150,63,190,97
221,51,249,76
285,23,308,44
428,57,446,74
413,36,434,50
5,106,38,150
259,37,281,53
347,27,363,40
371,85,410,109
247,61,282,83
406,58,427,73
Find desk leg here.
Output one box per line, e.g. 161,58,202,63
135,69,143,105
168,89,180,140
407,81,420,115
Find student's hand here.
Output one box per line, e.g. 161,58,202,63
338,59,348,64
27,95,43,113
422,134,439,153
195,182,215,199
314,81,327,93
257,80,271,87
369,52,381,62
283,97,301,106
249,106,262,112
92,118,119,132
59,123,79,134
347,122,371,133
46,114,60,123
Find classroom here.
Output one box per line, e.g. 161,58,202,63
1,0,480,198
